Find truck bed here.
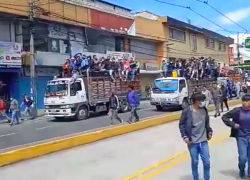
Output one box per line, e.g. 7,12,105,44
84,77,140,102
187,79,216,96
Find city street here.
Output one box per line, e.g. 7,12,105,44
0,101,180,152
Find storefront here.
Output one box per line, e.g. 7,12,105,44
0,41,22,104
140,62,162,98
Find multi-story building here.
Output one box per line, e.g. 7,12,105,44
0,0,143,108
166,17,234,64
134,11,234,66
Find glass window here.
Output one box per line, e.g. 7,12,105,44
153,79,178,91
75,81,82,91
191,34,197,50
169,28,185,41
205,38,215,48
219,42,226,51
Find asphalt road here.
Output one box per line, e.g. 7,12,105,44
0,101,181,152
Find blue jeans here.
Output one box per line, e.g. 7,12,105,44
188,141,210,180
10,111,20,125
236,137,250,176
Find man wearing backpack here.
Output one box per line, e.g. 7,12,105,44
20,94,33,120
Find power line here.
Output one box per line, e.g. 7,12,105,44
152,0,234,35
196,0,249,32
0,4,232,59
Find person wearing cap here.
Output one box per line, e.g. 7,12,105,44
222,94,250,179
179,93,213,180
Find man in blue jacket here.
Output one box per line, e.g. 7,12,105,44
222,94,250,179
127,85,139,123
179,93,213,180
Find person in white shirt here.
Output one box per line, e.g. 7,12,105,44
235,81,241,99
202,86,212,108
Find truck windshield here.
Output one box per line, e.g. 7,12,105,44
46,80,68,95
153,79,178,91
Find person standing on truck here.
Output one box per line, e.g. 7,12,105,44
108,91,123,125
179,93,213,180
211,83,222,117
221,94,250,179
127,85,140,123
202,86,212,108
220,84,229,112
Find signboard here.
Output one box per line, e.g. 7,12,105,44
245,37,250,49
0,41,22,68
228,47,234,65
90,9,135,35
24,67,60,77
107,51,135,60
144,63,159,70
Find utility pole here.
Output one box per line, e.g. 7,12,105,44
29,0,37,118
237,31,240,65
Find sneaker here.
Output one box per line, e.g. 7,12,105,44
120,119,124,123
239,171,246,179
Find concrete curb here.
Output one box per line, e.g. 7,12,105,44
0,99,241,167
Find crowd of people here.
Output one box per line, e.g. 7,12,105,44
0,94,34,126
161,57,222,80
62,53,140,82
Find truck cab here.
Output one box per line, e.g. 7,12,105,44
44,77,89,120
150,77,189,111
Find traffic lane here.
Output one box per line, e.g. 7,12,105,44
0,114,191,180
0,100,152,131
0,107,236,180
0,107,180,151
150,138,237,180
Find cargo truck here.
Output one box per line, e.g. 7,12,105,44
150,77,216,110
44,71,140,120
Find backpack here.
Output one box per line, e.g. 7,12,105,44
0,100,5,110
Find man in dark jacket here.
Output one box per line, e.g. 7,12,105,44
222,94,250,179
127,85,139,123
108,92,123,125
179,93,213,180
220,84,229,112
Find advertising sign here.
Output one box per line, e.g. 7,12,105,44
228,47,234,65
0,41,22,68
245,37,250,49
107,51,135,60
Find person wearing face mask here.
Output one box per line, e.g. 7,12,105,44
9,97,20,126
222,94,250,179
179,93,213,180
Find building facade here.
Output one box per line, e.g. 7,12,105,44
165,17,234,64
133,11,167,95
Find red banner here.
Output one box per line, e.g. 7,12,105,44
228,47,234,65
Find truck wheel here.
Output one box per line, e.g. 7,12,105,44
182,99,189,109
76,105,89,120
156,105,163,111
120,100,129,113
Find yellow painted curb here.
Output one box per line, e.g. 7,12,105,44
0,99,241,167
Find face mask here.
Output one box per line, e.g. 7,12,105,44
199,101,206,107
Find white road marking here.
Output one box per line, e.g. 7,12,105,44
35,126,51,130
0,132,17,138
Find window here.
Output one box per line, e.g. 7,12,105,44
75,81,82,91
219,42,226,51
179,80,186,88
205,38,215,49
169,27,185,41
191,34,197,51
